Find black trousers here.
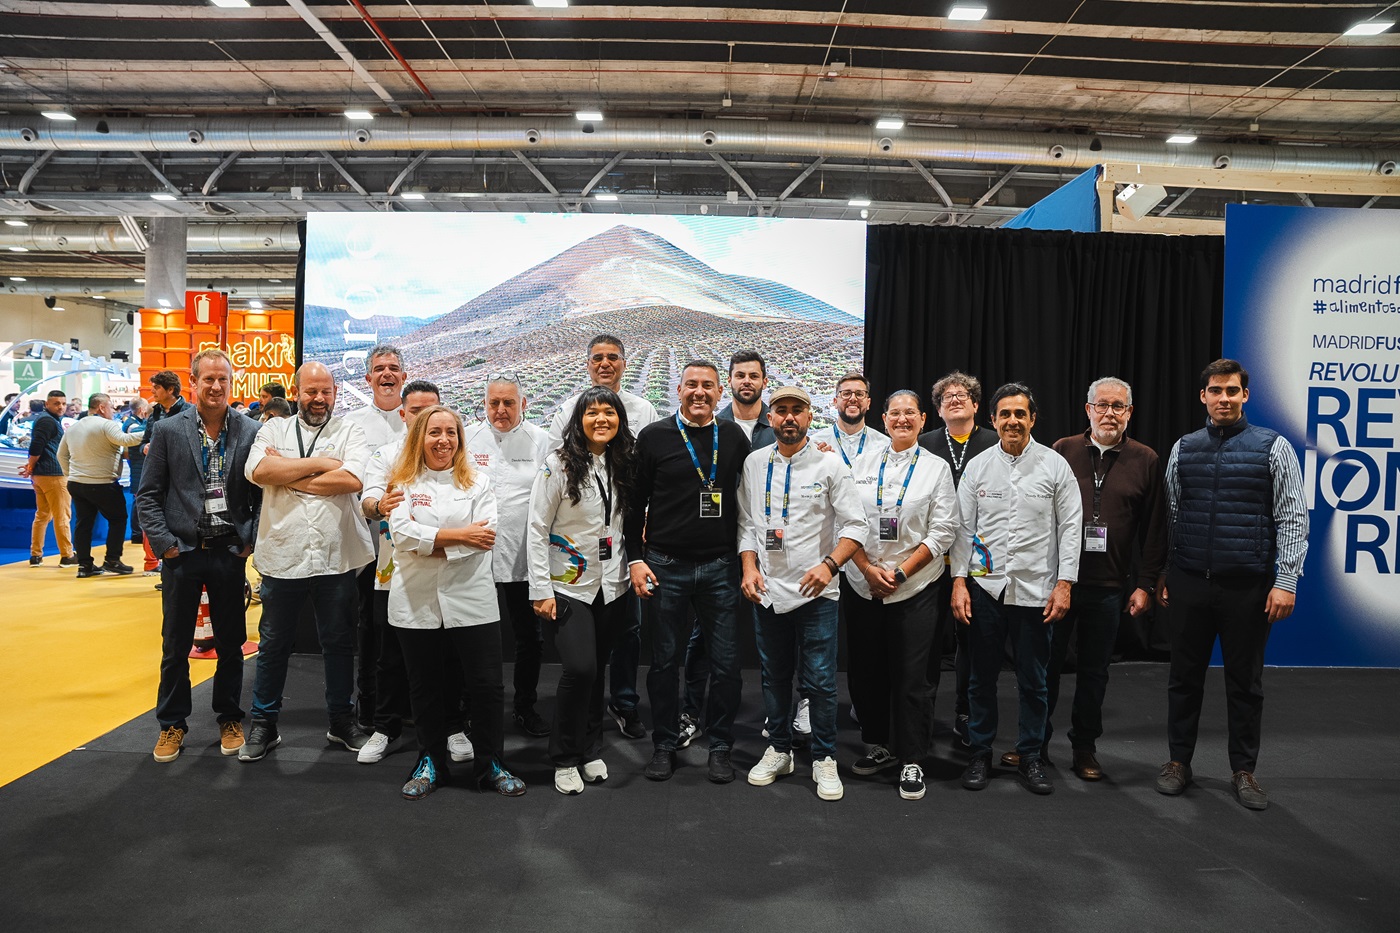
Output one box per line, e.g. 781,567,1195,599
844,580,944,762
369,589,411,737
396,623,504,784
1165,568,1273,774
354,562,377,725
155,545,248,729
69,480,127,568
547,592,624,767
500,581,544,713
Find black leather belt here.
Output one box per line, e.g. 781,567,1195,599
199,535,241,550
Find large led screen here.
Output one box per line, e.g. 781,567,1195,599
302,213,867,426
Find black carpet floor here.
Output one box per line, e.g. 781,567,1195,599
2,661,1396,933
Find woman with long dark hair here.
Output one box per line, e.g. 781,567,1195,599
527,386,636,795
386,405,525,800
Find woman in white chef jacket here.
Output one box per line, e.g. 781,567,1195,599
385,405,526,800
844,389,960,802
527,386,635,796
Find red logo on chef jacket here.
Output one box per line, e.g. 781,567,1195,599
184,290,228,327
474,452,491,467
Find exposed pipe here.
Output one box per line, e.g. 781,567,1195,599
2,117,1397,176
0,223,300,253
2,279,295,300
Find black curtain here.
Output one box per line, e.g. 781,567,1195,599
864,225,1223,462
864,225,1224,658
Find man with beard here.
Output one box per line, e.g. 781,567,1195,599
139,349,262,762
951,383,1081,796
628,361,751,783
240,361,376,761
345,345,409,732
19,389,77,568
739,386,865,801
996,377,1166,781
550,334,659,740
828,372,889,471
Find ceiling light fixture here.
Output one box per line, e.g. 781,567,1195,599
134,277,146,283
249,300,264,309
1345,21,1392,36
875,117,905,130
7,246,28,252
575,110,604,122
41,111,76,121
9,276,26,281
157,298,171,307
93,295,106,300
594,193,619,201
1166,134,1198,144
150,192,179,201
848,198,872,207
531,0,569,7
948,5,988,21
344,109,375,120
4,219,28,227
400,192,426,200
210,0,252,7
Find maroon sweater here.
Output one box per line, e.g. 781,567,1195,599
1052,431,1168,592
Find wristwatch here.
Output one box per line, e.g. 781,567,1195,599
894,566,908,584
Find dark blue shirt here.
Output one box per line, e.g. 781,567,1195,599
27,411,65,476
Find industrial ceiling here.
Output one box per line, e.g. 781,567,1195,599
2,1,1398,305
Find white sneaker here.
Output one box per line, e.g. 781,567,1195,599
813,756,844,801
447,732,475,763
555,766,584,795
792,698,811,736
580,759,609,783
747,746,795,786
356,731,403,764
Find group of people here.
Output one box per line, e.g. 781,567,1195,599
117,333,1305,811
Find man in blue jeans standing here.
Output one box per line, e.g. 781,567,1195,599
951,383,1081,796
627,360,750,784
240,361,376,761
737,386,865,802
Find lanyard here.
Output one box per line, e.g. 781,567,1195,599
876,447,919,510
834,425,865,467
201,424,228,481
295,419,329,458
764,449,793,525
593,459,613,526
676,414,719,488
1090,446,1116,522
946,428,972,477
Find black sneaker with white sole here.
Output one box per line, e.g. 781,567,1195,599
608,702,646,739
326,717,370,751
852,744,898,776
677,712,700,749
239,720,281,761
899,763,926,800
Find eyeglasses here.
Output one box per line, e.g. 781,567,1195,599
940,392,971,404
1091,402,1130,414
836,389,869,399
487,371,521,385
589,353,622,363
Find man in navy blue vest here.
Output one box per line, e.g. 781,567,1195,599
1155,359,1308,811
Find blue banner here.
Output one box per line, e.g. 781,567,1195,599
1224,203,1400,667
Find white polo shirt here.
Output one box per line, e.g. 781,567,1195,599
464,418,552,584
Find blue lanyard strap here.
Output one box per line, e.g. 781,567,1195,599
676,414,719,488
201,425,227,480
764,449,793,525
876,447,919,510
834,425,865,467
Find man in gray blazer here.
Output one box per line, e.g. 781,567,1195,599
138,348,262,763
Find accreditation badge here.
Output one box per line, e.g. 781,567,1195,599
598,536,613,561
699,490,723,518
1084,524,1108,553
765,528,785,551
204,486,227,514
878,513,900,541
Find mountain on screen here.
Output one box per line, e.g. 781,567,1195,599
397,224,859,350
302,305,440,355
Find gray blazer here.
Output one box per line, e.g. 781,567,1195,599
717,400,775,449
136,405,262,556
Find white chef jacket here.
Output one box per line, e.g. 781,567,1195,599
527,451,629,604
464,419,552,584
548,388,659,447
951,437,1082,608
844,444,961,603
360,438,404,591
387,468,499,629
828,422,890,477
245,415,375,579
736,439,867,614
345,402,406,560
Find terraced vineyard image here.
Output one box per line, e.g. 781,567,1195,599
302,214,866,426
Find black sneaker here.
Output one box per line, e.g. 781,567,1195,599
59,555,79,566
102,560,134,575
644,748,676,781
961,754,991,790
76,564,105,579
707,748,734,784
608,702,646,740
512,707,551,737
677,712,700,749
852,744,898,776
28,556,42,566
954,713,971,749
239,720,281,761
1018,757,1054,795
899,763,926,800
327,717,370,751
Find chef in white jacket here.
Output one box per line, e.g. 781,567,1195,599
385,405,525,801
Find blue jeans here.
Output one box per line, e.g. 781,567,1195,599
754,598,839,760
644,549,744,751
251,570,359,723
608,593,642,711
1046,584,1121,752
966,580,1052,761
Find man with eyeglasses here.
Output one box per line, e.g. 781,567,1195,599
827,372,889,471
918,371,1000,747
997,377,1166,781
345,344,410,734
465,373,553,738
1155,359,1307,811
550,334,659,740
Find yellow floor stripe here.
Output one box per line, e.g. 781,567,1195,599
0,559,261,787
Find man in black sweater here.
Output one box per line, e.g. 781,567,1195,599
627,360,751,784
